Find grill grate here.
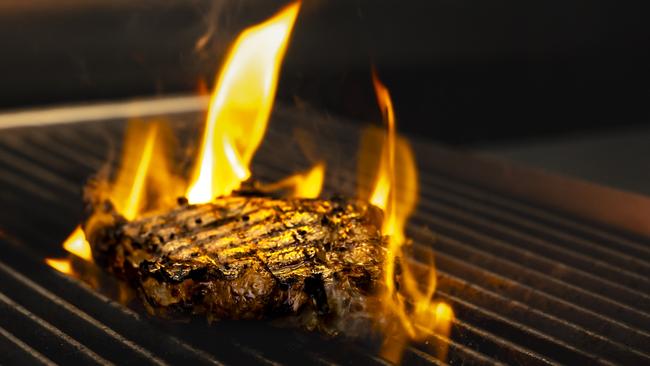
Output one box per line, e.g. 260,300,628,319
0,99,648,365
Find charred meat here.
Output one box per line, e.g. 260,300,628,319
85,195,386,333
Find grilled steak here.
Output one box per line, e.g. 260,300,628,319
85,194,386,333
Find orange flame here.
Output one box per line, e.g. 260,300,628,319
51,6,451,362
369,71,453,362
52,119,182,272
111,121,161,219
94,120,183,217
370,72,399,240
186,2,301,204
62,225,92,261
47,226,90,274
45,258,73,275
258,162,325,198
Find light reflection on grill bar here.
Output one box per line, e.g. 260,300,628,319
0,261,168,365
0,290,112,365
416,182,650,272
0,324,57,366
410,191,650,291
0,113,648,364
408,231,650,348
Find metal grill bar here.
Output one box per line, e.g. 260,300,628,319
0,291,111,365
0,104,648,365
19,124,576,364
418,172,650,261
418,179,650,273
0,324,57,366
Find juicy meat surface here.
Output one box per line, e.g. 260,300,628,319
86,195,386,333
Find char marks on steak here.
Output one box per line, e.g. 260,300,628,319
86,194,386,333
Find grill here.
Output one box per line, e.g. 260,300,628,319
0,96,648,365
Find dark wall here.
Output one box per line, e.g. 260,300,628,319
1,0,649,145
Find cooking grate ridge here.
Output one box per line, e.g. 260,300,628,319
0,107,648,364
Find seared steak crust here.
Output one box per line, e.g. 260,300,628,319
86,195,385,333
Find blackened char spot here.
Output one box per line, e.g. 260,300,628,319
330,195,345,203
187,266,209,281
191,283,210,303
304,274,330,316
350,269,372,293
139,260,164,282
320,216,330,226
323,241,332,251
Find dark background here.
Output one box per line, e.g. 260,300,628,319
0,0,649,146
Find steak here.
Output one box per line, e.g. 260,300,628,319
85,193,386,333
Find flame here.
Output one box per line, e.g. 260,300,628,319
110,121,160,220
45,258,73,275
62,225,92,261
54,3,301,276
369,71,453,362
289,162,325,198
57,119,181,272
51,5,451,362
186,2,301,204
370,72,399,240
258,162,325,198
48,223,91,275
92,120,183,218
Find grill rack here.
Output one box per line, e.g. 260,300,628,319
0,98,648,365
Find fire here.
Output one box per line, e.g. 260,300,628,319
48,4,449,362
284,162,325,198
62,225,92,261
369,72,453,362
258,161,325,198
50,2,302,273
45,258,73,275
47,119,181,272
186,2,301,204
109,120,183,220
46,226,89,272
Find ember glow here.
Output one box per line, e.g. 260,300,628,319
370,72,454,362
186,2,301,204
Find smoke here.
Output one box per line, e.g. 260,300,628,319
193,0,229,54
191,1,296,87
